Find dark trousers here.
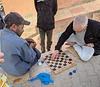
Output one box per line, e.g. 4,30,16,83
39,29,53,52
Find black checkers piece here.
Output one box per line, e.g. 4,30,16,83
58,66,61,68
59,63,62,65
57,58,59,59
64,61,67,63
51,62,54,64
61,55,64,57
49,56,51,58
46,56,48,58
66,56,68,58
61,58,64,60
56,60,59,62
59,52,61,54
52,68,56,71
59,50,63,52
48,59,51,61
50,65,53,67
54,65,57,67
55,63,58,65
63,64,67,66
50,54,52,56
69,59,72,61
47,61,50,63
60,60,63,62
62,53,65,55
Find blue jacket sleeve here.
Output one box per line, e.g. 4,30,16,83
20,43,37,63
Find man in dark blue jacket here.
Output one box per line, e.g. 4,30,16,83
34,0,57,53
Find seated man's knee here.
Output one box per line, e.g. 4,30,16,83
77,46,94,61
80,55,91,61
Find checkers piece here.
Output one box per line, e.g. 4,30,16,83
61,58,64,60
59,63,62,65
53,68,56,71
46,56,48,58
66,56,68,58
69,59,72,61
41,60,44,63
68,61,71,64
50,65,53,67
56,60,59,62
62,53,65,55
54,65,57,67
57,58,59,59
73,70,76,73
64,61,67,63
63,64,66,66
48,59,51,61
58,66,61,68
59,50,63,52
38,62,42,66
50,54,52,56
47,61,50,63
55,63,58,65
45,58,48,60
65,58,68,60
69,72,72,76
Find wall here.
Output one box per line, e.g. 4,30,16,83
2,0,36,17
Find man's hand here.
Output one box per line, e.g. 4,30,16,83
65,42,76,46
30,43,36,49
25,38,36,44
0,53,4,63
85,43,94,47
51,50,59,60
25,38,37,48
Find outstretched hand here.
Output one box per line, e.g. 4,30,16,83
51,50,59,60
0,53,4,63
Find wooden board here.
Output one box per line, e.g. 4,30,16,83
42,50,77,74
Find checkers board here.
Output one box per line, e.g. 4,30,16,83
43,50,77,74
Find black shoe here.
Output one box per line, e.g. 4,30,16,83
93,53,99,56
47,49,51,51
41,51,45,54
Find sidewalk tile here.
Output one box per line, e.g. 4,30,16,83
55,8,72,21
87,2,100,11
69,6,85,14
81,3,96,13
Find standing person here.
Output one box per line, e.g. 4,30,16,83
34,0,57,53
0,12,41,76
52,14,100,61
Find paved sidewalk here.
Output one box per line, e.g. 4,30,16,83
55,0,100,22
5,51,100,87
